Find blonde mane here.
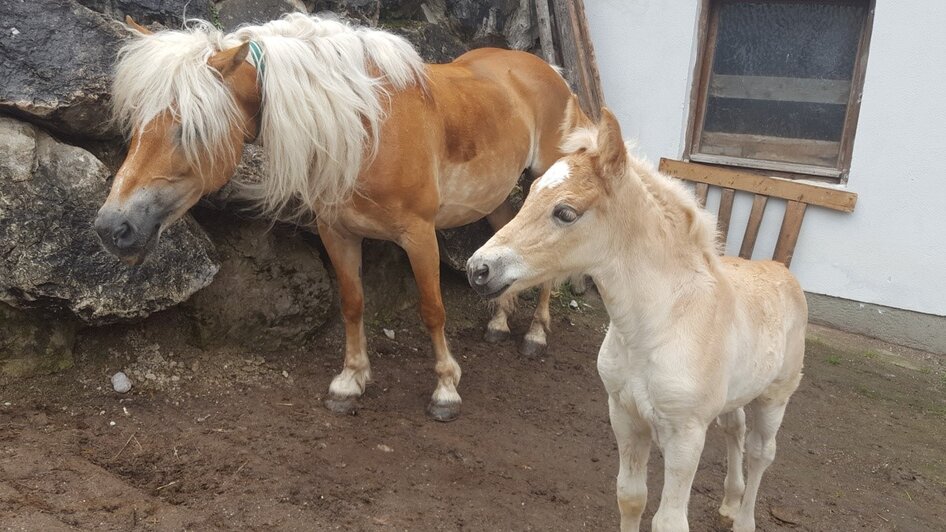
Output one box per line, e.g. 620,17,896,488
560,125,720,260
112,13,427,220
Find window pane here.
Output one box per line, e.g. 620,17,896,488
697,1,868,170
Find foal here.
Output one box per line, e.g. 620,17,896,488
468,108,807,531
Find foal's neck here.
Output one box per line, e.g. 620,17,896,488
591,164,720,350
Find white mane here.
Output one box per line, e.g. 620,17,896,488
112,13,427,220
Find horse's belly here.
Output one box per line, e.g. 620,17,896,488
433,161,525,228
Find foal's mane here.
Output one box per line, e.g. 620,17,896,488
112,13,427,220
562,126,720,260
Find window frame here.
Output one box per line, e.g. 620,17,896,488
684,0,876,183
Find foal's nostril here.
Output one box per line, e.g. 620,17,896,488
473,264,490,286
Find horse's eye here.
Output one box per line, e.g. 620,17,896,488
553,205,579,224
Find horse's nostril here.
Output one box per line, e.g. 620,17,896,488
112,221,135,248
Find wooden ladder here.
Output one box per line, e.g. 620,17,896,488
658,159,858,267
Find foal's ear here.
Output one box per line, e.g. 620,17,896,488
596,108,627,177
562,94,594,134
208,42,251,77
124,16,153,36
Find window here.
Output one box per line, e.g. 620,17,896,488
687,0,874,180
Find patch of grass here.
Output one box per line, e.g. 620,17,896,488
863,350,879,359
855,385,877,400
827,355,842,366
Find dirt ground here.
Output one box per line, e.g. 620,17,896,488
1,271,945,531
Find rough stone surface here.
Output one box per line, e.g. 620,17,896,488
385,20,468,63
0,303,76,378
0,0,126,139
217,0,308,32
185,210,334,351
76,0,211,27
0,117,220,325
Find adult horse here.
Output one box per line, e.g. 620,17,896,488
94,14,573,421
468,106,807,530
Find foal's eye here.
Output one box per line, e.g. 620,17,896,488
553,205,579,224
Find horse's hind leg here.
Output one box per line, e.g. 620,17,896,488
733,399,789,532
717,408,746,519
400,222,462,422
319,224,370,414
485,199,553,357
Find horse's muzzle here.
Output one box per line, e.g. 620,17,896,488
94,209,160,265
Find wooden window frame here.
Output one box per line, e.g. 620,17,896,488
684,0,876,183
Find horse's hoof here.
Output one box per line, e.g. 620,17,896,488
427,400,461,422
483,328,510,343
519,338,547,358
325,394,359,415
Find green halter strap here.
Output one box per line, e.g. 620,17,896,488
247,40,265,78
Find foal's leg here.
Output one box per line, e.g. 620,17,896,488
484,199,554,356
319,224,369,414
609,396,652,532
717,408,747,519
652,420,709,532
733,400,789,532
399,223,462,421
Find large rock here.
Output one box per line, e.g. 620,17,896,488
0,303,77,378
186,210,334,351
0,0,125,139
76,0,211,27
0,117,220,325
217,0,308,32
385,20,468,63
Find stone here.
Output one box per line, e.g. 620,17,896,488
384,20,469,63
185,210,334,351
217,0,308,32
0,117,220,324
0,303,76,378
76,0,211,27
110,371,133,393
0,0,125,139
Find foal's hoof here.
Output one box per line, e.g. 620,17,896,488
483,328,510,343
427,400,461,422
519,338,547,358
324,394,359,415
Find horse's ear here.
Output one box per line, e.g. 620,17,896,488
596,108,627,178
562,94,593,134
208,42,251,77
125,16,152,36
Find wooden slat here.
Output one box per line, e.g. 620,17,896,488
694,183,709,208
689,152,842,179
550,0,604,120
534,0,556,65
739,194,769,259
716,188,735,248
709,74,851,105
699,131,840,168
659,158,857,213
773,201,808,267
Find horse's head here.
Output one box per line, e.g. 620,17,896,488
95,18,261,265
467,104,627,298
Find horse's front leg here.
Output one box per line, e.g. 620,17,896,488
652,419,709,532
400,223,462,422
318,223,370,414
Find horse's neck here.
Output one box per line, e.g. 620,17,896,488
591,169,719,353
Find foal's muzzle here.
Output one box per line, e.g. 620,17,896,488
466,256,513,299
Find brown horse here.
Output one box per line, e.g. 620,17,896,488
94,14,573,421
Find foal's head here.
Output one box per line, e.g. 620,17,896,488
95,18,260,265
467,107,628,298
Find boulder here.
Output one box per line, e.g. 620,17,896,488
0,117,220,325
0,0,125,139
217,0,308,32
76,0,211,27
0,303,77,378
385,20,469,63
185,210,334,351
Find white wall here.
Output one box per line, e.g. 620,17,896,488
585,0,946,317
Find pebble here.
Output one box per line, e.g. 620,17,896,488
569,299,579,310
376,444,394,453
111,372,133,393
383,328,396,340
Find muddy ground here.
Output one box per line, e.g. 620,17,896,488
1,272,945,531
